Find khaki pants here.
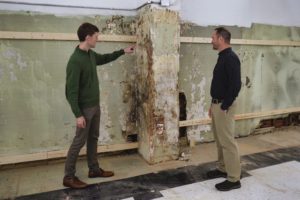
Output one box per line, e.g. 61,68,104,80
65,105,101,178
211,101,241,182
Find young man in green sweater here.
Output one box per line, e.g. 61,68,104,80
64,22,134,189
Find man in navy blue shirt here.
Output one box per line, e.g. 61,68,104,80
205,27,242,191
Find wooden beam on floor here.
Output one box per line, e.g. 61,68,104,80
0,142,138,165
179,107,300,127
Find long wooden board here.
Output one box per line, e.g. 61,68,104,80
180,37,300,46
0,31,136,42
179,107,300,127
1,31,300,46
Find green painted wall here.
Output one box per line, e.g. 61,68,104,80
0,12,136,156
179,24,300,142
0,11,299,157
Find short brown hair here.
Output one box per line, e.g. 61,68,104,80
77,22,99,42
215,27,231,44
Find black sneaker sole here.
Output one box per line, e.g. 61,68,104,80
215,184,241,191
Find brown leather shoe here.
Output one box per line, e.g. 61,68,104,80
63,176,88,189
88,168,114,178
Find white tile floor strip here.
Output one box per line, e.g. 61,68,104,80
152,161,300,200
248,160,300,193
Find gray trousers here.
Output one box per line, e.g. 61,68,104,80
211,101,241,182
65,105,100,178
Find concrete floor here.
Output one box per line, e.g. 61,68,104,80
0,126,299,199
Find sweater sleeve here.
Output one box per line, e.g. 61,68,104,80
221,55,241,110
95,49,125,65
65,59,82,118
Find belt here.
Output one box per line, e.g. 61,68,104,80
212,99,223,104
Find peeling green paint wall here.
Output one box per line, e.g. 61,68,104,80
179,24,300,142
0,12,136,156
0,10,299,158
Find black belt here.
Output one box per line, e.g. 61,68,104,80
212,99,223,104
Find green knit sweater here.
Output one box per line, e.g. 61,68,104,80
65,46,124,117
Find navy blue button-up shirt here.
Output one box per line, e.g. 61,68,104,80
210,47,241,110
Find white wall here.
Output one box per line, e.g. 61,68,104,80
180,0,300,27
0,0,300,27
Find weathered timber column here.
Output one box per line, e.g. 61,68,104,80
136,5,180,164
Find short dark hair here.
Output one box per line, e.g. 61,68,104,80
77,22,99,42
215,27,231,44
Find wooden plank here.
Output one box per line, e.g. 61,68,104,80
180,36,300,46
0,31,77,41
0,31,136,42
0,142,138,165
47,149,67,159
180,36,211,44
252,127,275,135
1,31,300,46
234,107,300,120
231,39,300,46
100,34,136,42
96,142,138,153
0,152,47,165
179,107,300,127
